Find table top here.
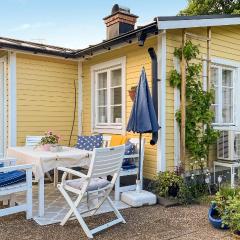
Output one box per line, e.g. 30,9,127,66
8,146,91,160
7,146,92,179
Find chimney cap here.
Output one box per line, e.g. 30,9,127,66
103,4,138,20
112,4,130,14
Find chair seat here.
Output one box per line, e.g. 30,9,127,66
0,182,27,194
0,170,26,187
66,178,110,191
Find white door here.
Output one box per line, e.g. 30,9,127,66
0,60,5,157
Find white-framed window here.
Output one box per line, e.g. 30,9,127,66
210,58,239,126
91,57,126,134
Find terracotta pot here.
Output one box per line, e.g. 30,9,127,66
128,86,137,101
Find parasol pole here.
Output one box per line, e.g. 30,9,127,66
136,133,142,193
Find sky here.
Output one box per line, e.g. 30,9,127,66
0,0,187,49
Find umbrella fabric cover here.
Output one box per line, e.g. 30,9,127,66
127,68,160,134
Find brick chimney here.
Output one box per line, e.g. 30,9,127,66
103,4,138,40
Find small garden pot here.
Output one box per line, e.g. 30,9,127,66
156,195,180,208
208,206,228,230
233,231,240,239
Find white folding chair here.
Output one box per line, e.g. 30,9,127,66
25,136,53,182
0,159,32,219
57,145,126,239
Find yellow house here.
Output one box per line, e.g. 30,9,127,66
1,5,240,180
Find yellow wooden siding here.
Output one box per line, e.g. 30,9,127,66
16,53,78,146
166,25,240,169
82,37,158,179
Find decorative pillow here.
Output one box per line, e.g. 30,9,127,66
76,134,103,151
110,135,128,147
0,170,26,187
122,141,137,169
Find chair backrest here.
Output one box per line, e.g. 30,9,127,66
25,136,43,146
88,145,125,179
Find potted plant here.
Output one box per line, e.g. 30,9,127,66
39,130,61,151
150,171,185,207
128,86,137,101
222,193,240,238
208,186,239,230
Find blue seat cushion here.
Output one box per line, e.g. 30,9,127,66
0,170,26,187
76,134,103,151
123,141,137,168
0,163,4,168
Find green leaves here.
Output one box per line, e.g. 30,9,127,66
169,40,219,168
179,0,240,16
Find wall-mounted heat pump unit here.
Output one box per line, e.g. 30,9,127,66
217,131,240,161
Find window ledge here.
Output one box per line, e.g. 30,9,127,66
93,126,124,134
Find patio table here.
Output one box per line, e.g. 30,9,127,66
7,146,91,217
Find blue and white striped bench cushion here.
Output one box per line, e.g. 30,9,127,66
0,170,26,187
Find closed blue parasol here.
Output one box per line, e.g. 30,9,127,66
127,68,160,189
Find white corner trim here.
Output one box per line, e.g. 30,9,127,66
157,17,240,30
0,57,7,156
90,57,126,135
78,61,83,136
8,52,17,147
173,57,180,168
157,31,167,172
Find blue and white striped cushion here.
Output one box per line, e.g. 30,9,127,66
76,135,103,151
0,170,26,187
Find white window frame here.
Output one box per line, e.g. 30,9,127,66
210,57,240,130
91,57,126,134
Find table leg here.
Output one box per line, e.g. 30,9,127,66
38,176,45,217
231,166,235,189
213,162,216,185
54,168,58,187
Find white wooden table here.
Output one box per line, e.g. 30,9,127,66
7,146,91,217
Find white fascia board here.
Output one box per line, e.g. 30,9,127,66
157,18,240,30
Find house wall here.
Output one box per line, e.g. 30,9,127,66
82,37,158,179
166,25,240,169
15,53,78,146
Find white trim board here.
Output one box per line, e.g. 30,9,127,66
0,57,7,156
78,61,83,135
157,17,240,30
8,52,17,147
157,31,166,172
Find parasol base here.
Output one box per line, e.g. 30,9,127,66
121,190,156,207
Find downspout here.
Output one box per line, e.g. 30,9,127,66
148,47,159,145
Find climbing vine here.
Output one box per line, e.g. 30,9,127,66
169,40,219,170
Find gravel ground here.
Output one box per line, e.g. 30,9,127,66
0,204,232,240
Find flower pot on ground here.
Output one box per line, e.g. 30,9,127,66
208,203,228,230
209,186,240,230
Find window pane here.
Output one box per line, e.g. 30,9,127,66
111,87,122,105
211,67,218,86
222,87,233,105
222,69,233,87
98,72,107,89
111,106,122,123
98,107,107,123
111,69,121,87
98,89,107,106
222,106,233,123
